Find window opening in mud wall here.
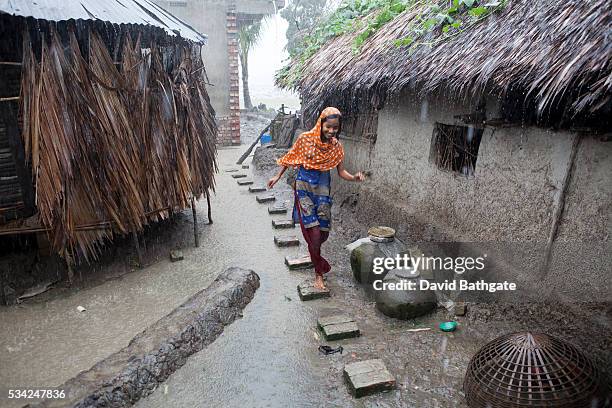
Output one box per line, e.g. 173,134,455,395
342,111,378,143
430,123,483,176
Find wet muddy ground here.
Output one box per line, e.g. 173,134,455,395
138,143,610,407
1,115,609,407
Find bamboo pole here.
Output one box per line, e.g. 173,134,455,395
236,123,271,165
191,196,199,247
132,230,143,268
0,206,174,236
0,97,20,102
206,190,212,224
66,257,74,285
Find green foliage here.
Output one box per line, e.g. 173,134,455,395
281,0,329,56
238,20,263,56
276,0,506,88
393,0,506,49
351,0,408,53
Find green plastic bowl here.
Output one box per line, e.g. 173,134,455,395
439,321,458,332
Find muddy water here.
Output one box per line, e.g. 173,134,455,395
0,146,311,406
0,222,220,406
137,148,478,408
136,148,346,407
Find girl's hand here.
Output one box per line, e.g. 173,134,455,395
267,175,280,189
355,171,366,182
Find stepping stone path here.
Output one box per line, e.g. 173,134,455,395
256,194,275,203
268,205,287,215
273,219,295,229
343,359,396,398
224,169,238,173
317,315,360,340
170,250,184,262
241,164,249,169
297,280,330,301
285,255,313,270
231,174,247,179
237,179,253,186
249,185,267,193
274,235,299,247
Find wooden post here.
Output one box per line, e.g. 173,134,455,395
132,230,143,268
66,258,74,285
206,190,213,224
236,123,271,165
540,134,581,278
0,274,6,306
191,196,199,247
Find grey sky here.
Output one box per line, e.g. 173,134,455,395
240,13,301,111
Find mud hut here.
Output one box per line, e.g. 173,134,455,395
0,1,218,278
278,0,612,303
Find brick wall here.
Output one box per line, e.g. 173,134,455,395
217,3,241,146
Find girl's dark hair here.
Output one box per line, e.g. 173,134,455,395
320,114,342,139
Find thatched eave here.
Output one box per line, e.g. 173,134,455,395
286,0,611,125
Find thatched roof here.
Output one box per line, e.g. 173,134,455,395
11,30,218,262
0,0,206,43
280,0,611,124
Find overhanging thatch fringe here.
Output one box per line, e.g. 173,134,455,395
19,29,217,262
281,0,611,124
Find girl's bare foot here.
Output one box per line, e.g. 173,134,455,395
314,275,326,290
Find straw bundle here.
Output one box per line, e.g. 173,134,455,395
19,29,217,262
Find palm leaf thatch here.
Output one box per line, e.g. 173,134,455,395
278,0,611,124
19,29,217,262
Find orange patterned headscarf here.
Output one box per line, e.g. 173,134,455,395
277,107,345,171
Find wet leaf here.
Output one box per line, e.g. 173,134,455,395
470,6,489,17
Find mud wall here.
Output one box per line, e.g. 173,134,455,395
333,91,612,302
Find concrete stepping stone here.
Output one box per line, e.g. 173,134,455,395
297,281,330,301
273,219,295,229
256,194,275,203
274,235,299,247
237,179,254,185
231,173,247,179
249,185,267,193
170,250,184,262
285,255,313,270
317,315,360,340
344,359,396,398
268,205,287,215
224,169,238,173
241,164,249,169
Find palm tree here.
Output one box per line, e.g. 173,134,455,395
238,20,264,110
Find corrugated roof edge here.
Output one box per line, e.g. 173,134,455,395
0,0,207,44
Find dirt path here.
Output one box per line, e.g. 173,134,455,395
135,146,481,408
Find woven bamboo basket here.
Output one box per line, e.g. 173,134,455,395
464,332,607,408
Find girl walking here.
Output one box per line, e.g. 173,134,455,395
267,107,365,289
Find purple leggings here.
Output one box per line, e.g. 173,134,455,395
295,192,331,276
